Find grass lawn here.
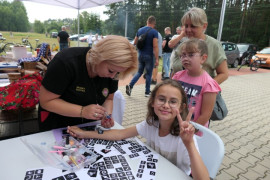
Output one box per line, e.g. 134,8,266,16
1,31,165,72
0,31,88,54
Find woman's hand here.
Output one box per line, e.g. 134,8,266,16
67,126,86,139
82,104,106,120
175,107,195,145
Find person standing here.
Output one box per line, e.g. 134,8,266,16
151,31,162,85
169,26,188,77
126,16,159,97
162,27,173,80
87,33,93,48
170,7,228,84
172,38,221,136
93,34,99,46
57,26,70,51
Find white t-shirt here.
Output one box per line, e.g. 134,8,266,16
136,120,199,175
87,35,92,44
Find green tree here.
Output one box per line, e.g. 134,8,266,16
0,0,29,31
33,20,45,33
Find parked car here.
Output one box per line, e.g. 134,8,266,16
250,47,270,68
79,35,91,42
69,34,85,41
222,42,240,68
237,43,258,64
50,32,58,38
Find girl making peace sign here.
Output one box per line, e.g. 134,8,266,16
68,79,209,179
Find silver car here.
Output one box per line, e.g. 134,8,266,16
222,42,240,68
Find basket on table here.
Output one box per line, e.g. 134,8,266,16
7,73,21,83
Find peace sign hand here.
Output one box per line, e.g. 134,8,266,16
175,107,195,145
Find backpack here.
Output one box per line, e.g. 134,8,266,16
136,27,152,50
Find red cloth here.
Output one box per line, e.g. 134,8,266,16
0,72,42,110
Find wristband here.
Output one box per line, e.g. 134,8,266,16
80,106,84,119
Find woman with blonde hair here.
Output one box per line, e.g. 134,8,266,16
169,7,228,84
39,35,138,131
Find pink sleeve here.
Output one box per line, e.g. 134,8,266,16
172,70,185,80
203,78,221,94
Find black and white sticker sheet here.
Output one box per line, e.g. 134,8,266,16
24,138,159,180
135,154,159,180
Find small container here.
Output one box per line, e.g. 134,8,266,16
7,73,21,83
21,136,99,172
23,62,37,70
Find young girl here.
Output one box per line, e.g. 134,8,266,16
172,38,221,134
68,79,209,180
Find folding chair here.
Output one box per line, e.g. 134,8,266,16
191,121,225,179
112,90,125,125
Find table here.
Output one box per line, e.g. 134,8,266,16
0,121,191,180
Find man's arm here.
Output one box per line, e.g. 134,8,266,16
153,38,159,66
57,36,60,43
162,39,166,49
133,36,138,46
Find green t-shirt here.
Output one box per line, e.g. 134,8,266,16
170,35,227,78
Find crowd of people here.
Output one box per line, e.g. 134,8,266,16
38,7,228,179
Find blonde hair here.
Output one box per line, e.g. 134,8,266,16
87,35,138,79
178,38,208,56
181,7,208,27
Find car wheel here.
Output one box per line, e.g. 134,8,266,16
231,59,239,68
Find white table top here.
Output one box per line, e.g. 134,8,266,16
0,121,191,180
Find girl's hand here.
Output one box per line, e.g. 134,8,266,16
175,107,195,145
82,104,106,120
67,126,86,139
101,115,114,128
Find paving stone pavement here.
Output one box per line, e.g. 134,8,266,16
118,72,270,180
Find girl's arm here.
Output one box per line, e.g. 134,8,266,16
101,93,114,128
175,108,209,180
67,126,138,141
184,140,209,180
195,92,216,126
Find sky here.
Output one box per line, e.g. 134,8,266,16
22,2,109,23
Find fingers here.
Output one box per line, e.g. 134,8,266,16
67,126,78,137
185,107,194,123
84,104,106,120
175,108,183,125
101,117,114,128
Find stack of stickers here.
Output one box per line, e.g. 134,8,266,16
24,137,159,180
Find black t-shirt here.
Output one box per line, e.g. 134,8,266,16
39,47,118,131
57,31,69,43
163,34,173,53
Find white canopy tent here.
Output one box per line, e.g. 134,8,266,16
19,0,124,45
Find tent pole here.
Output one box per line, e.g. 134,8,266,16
77,0,80,46
125,10,128,37
217,0,226,41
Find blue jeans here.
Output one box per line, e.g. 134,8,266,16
163,52,171,78
59,43,68,51
130,54,154,94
